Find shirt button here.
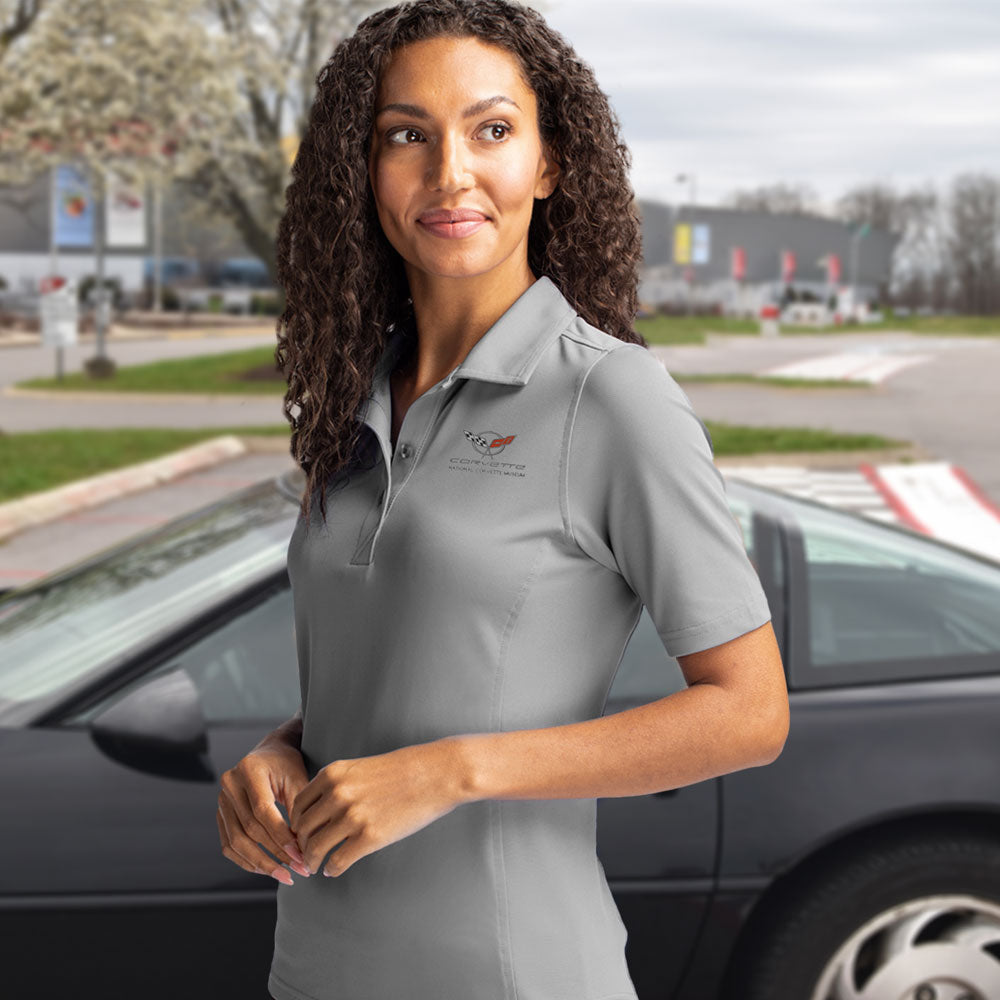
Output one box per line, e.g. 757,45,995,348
398,442,413,460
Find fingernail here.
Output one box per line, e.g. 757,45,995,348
284,841,305,864
289,860,311,877
271,866,294,885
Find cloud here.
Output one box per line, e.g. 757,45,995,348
543,0,1000,209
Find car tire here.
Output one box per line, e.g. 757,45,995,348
721,829,1000,1000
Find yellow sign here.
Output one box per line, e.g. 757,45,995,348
673,224,691,264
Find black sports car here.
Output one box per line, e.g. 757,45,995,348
2,467,999,1000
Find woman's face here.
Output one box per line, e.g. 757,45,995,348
367,35,559,283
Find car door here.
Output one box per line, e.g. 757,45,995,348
0,575,300,1000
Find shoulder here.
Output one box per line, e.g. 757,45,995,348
558,318,713,458
556,316,696,420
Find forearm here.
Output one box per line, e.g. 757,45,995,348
256,708,303,752
447,684,784,805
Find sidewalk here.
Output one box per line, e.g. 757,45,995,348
0,437,297,590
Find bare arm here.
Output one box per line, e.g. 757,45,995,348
447,621,788,804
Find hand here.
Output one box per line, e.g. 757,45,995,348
217,739,313,884
289,739,464,878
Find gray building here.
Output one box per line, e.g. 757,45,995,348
0,169,254,300
1,172,897,316
636,199,899,316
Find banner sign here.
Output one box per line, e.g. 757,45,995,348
105,170,147,247
673,223,691,264
692,223,710,264
826,253,841,284
53,164,94,247
731,246,746,280
781,249,796,282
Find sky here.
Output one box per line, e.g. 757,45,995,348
540,0,1000,214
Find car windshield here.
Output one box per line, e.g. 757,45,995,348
0,477,300,726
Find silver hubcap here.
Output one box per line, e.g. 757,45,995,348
810,894,1000,1000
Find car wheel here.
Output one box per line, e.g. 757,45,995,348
722,831,1000,1000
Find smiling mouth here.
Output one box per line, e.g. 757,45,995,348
418,217,489,225
417,217,490,238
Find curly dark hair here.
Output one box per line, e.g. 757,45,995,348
273,0,646,528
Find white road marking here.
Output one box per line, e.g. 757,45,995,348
720,462,1000,563
759,352,934,383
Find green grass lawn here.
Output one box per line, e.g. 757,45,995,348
19,347,286,393
636,310,1000,345
674,372,874,389
0,422,906,505
0,425,290,502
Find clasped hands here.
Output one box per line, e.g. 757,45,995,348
288,738,468,879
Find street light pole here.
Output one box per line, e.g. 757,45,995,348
675,173,697,314
849,221,871,320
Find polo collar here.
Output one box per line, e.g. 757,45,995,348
372,274,577,389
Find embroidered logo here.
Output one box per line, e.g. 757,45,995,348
463,430,516,457
450,430,527,478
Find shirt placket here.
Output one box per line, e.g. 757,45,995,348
350,366,460,566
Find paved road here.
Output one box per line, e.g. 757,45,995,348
653,332,1000,504
0,334,288,429
0,449,298,588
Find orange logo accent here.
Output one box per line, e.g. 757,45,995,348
489,435,516,448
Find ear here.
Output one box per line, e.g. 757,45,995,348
535,141,561,200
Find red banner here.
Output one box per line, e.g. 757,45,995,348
826,253,841,284
781,250,796,281
731,246,746,280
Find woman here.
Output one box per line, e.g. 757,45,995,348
216,2,789,999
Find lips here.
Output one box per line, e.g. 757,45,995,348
418,208,488,224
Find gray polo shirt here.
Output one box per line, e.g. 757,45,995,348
269,275,772,1000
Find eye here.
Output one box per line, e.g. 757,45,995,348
479,121,513,142
386,127,425,145
384,122,513,145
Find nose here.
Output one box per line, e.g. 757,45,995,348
426,129,473,192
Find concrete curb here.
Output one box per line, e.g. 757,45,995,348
2,384,283,405
0,434,250,542
714,445,933,469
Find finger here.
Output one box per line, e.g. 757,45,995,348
301,814,354,877
323,833,369,878
294,788,354,866
225,774,310,877
218,794,296,884
288,777,321,833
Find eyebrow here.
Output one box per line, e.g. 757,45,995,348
374,95,522,120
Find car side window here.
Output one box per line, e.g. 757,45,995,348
68,586,300,726
795,500,1000,671
163,586,300,723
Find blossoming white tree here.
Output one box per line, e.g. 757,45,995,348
0,0,384,374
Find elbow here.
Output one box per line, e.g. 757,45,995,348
758,702,790,765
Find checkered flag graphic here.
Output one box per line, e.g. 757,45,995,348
464,430,491,450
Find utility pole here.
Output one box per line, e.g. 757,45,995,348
849,221,871,320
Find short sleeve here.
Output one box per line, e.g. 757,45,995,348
563,344,772,658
